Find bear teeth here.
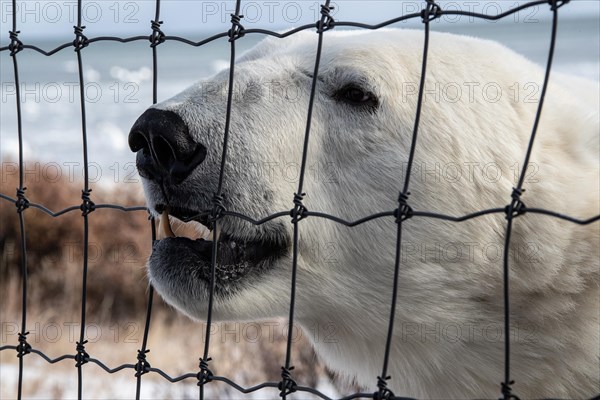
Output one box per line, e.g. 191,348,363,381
209,225,221,241
157,210,175,240
156,209,212,241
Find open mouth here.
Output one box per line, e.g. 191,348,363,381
150,205,288,286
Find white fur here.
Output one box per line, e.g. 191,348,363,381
144,29,599,398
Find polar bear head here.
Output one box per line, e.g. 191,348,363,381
129,29,599,398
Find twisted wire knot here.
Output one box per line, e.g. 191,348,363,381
278,366,297,396
196,357,213,386
16,332,31,358
317,4,335,33
72,26,89,51
80,189,96,216
75,340,89,367
15,187,29,213
421,0,442,23
290,192,308,223
149,20,165,48
134,349,151,377
8,30,23,56
210,193,226,222
505,188,526,219
228,14,245,42
395,191,413,222
500,380,521,400
374,375,395,400
549,0,569,11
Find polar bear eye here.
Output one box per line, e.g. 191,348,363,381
346,87,369,102
334,84,379,112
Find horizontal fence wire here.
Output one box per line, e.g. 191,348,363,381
1,0,599,399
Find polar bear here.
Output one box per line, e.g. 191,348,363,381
128,29,599,398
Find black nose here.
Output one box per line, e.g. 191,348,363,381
128,108,207,184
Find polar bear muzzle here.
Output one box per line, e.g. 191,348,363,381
128,107,290,296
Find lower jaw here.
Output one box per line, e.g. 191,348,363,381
147,237,277,302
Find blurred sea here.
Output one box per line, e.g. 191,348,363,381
1,16,598,187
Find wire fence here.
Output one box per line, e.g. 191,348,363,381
1,0,599,398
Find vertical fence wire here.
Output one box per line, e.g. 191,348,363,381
197,1,244,398
500,1,563,398
1,1,598,399
134,233,155,400
280,2,334,399
133,0,164,396
375,2,441,398
72,0,94,398
8,0,30,398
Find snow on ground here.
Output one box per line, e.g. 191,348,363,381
1,357,341,399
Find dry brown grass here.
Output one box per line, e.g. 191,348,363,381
0,161,346,399
1,161,156,320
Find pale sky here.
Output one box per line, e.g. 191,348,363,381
0,0,598,44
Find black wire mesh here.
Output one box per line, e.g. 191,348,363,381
1,0,599,399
